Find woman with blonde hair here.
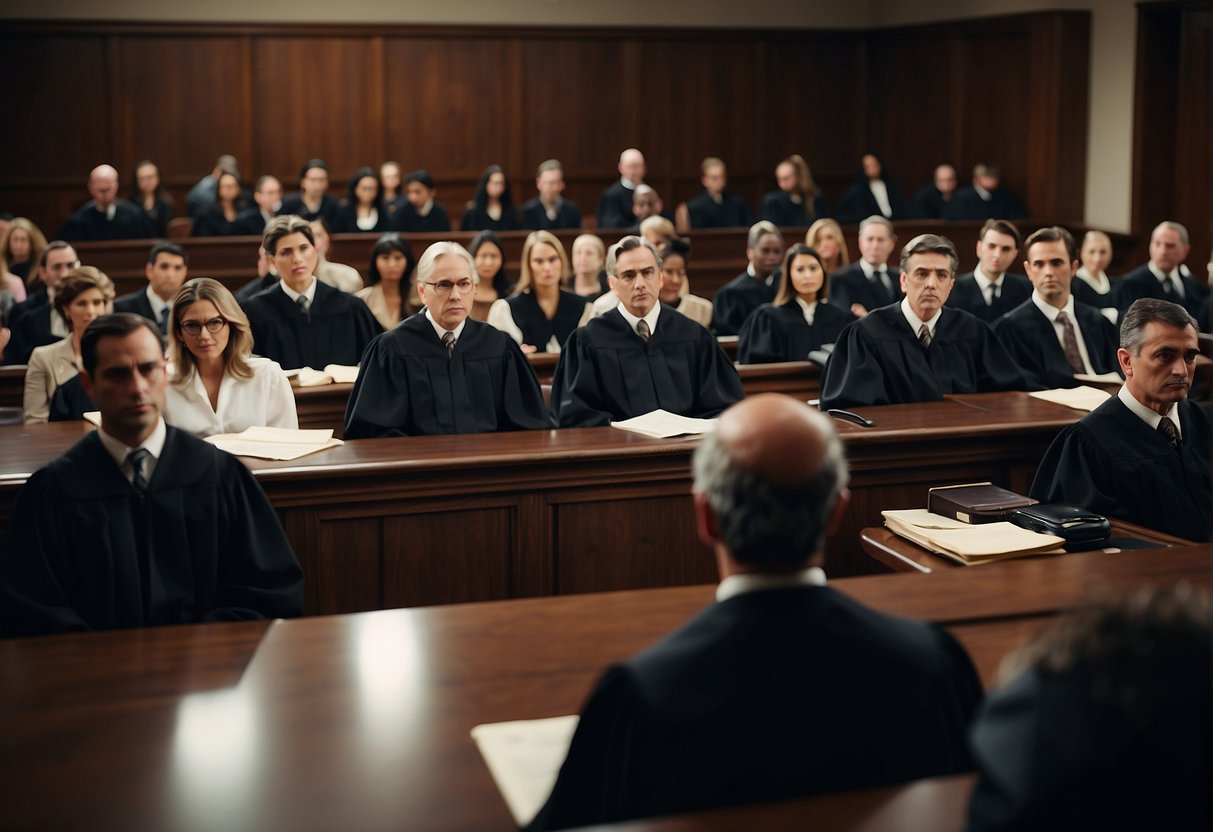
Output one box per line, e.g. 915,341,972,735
3,217,48,287
488,230,590,353
163,277,297,436
805,218,850,274
569,233,610,300
24,266,114,423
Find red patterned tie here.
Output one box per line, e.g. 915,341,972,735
1056,311,1084,373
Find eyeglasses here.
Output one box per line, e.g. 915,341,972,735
422,279,475,295
179,317,228,337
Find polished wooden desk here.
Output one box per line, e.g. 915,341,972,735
1,544,1205,832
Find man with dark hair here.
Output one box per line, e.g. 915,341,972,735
242,215,381,370
820,233,1026,410
826,215,899,317
946,219,1032,323
278,159,339,225
394,169,451,232
993,226,1120,389
60,164,155,242
1030,298,1211,541
235,175,283,236
113,242,190,333
520,159,582,230
1114,221,1207,319
3,241,79,364
551,236,742,426
684,157,753,229
710,220,784,335
528,395,981,830
913,163,958,219
0,313,303,637
942,163,1026,221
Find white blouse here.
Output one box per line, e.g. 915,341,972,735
164,355,298,437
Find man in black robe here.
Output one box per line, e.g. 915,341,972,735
0,313,303,637
684,157,753,229
710,221,784,336
942,163,1026,221
993,226,1120,390
528,395,981,830
552,236,743,426
234,175,283,236
242,215,381,370
3,241,79,365
277,159,340,225
946,219,1032,324
393,169,451,233
1113,221,1207,319
596,148,646,230
113,242,189,334
1030,298,1211,541
344,241,551,437
520,159,582,231
820,233,1027,411
826,215,899,318
912,163,958,219
60,164,155,242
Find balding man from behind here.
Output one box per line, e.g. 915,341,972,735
527,395,982,830
60,164,155,242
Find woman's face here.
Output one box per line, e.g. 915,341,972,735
528,242,562,289
474,242,503,282
376,249,408,283
380,164,401,193
815,232,840,262
177,299,230,362
862,155,882,179
487,172,506,200
660,253,686,303
572,239,603,276
789,253,824,300
218,174,240,204
7,228,30,261
66,288,110,337
355,176,378,206
136,164,159,195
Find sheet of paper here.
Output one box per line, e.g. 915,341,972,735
1073,371,1123,385
322,364,360,384
293,367,334,387
239,426,334,444
1029,385,1111,412
471,715,580,827
881,509,971,530
612,409,717,438
205,437,343,460
82,411,101,427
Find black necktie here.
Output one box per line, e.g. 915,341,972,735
1157,416,1180,452
157,307,168,334
127,448,151,495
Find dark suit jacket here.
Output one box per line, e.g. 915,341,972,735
4,291,56,365
520,198,582,230
835,179,911,225
278,193,340,226
912,185,950,219
528,583,982,830
992,299,1121,390
826,262,899,314
946,272,1032,323
60,201,154,241
685,190,753,229
596,181,636,230
941,186,1026,221
113,289,161,329
233,208,271,237
1113,264,1208,319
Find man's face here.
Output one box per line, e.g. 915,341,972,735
609,246,661,318
40,246,80,290
271,232,318,292
619,151,645,184
146,253,188,301
702,164,726,196
81,327,168,446
536,169,564,204
976,172,1000,191
934,165,957,195
976,230,1018,278
857,224,895,266
900,251,955,320
1081,234,1112,275
88,170,120,209
775,162,796,193
406,181,433,210
1149,227,1189,273
255,178,283,212
301,167,328,199
1024,240,1076,308
633,190,661,220
748,233,784,279
417,254,474,330
1119,321,1198,415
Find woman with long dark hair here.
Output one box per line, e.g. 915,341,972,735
459,165,520,232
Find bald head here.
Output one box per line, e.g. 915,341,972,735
619,148,646,185
88,164,120,209
715,395,832,487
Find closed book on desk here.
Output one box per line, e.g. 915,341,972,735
928,482,1037,524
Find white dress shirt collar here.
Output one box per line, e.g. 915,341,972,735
1147,262,1186,297
279,276,318,306
96,417,168,483
1118,384,1182,440
144,286,170,321
424,308,468,343
973,265,1005,288
794,296,817,325
1075,266,1111,294
717,567,827,602
746,263,775,287
900,297,942,336
1031,290,1094,374
616,302,661,339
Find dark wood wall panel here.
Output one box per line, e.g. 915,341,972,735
382,507,515,607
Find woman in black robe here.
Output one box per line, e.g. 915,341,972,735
192,170,248,237
486,230,589,353
835,153,911,225
128,160,173,238
758,154,830,227
333,166,392,234
459,165,520,232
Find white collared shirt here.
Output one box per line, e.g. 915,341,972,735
616,301,661,340
1118,384,1182,440
417,199,434,218
279,276,318,308
901,297,942,340
543,198,562,222
95,202,117,221
716,566,827,602
746,262,775,287
144,286,170,326
424,307,468,344
1075,266,1111,295
620,177,638,191
355,209,379,231
973,266,1005,305
1030,291,1094,375
860,259,895,294
868,179,892,218
794,296,817,326
164,357,297,437
1147,262,1186,298
96,417,167,484
974,182,993,201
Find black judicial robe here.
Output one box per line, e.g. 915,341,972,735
235,275,278,304
192,208,247,237
59,201,154,241
343,315,552,438
1070,275,1117,310
3,291,57,365
596,181,635,230
835,179,911,226
520,198,583,231
1113,264,1208,320
242,281,382,370
277,193,340,225
946,273,1033,324
992,300,1120,390
233,208,271,237
737,301,855,364
127,197,172,238
685,190,753,229
757,191,828,226
1029,397,1212,542
502,290,589,354
48,375,95,422
826,263,899,314
0,427,304,637
392,200,452,233
459,204,521,232
941,186,1026,221
331,203,392,234
912,184,949,219
526,584,981,831
819,304,1027,411
710,271,777,336
551,305,743,427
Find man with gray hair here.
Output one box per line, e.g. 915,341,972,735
710,220,785,335
820,233,1025,410
1114,221,1207,319
552,235,742,426
344,241,551,437
528,394,981,831
1031,298,1210,541
827,215,899,318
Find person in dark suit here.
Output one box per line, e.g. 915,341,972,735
710,221,785,336
1114,221,1207,320
946,219,1032,324
127,160,173,238
1030,298,1211,542
4,241,79,365
528,394,982,830
191,170,250,237
60,164,154,242
684,157,753,229
942,163,1026,221
912,164,958,219
835,153,911,225
826,215,899,318
993,226,1120,390
520,159,582,231
277,159,340,226
234,175,283,237
393,169,451,233
758,154,828,227
113,242,190,334
596,148,646,230
967,586,1211,832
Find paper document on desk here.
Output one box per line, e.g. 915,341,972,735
288,364,360,386
882,509,1064,565
1029,385,1111,412
471,714,579,826
612,409,717,438
82,411,101,427
205,426,343,460
1073,371,1123,385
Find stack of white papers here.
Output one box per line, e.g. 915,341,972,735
1029,385,1111,412
205,426,343,460
611,409,717,438
471,715,579,826
287,364,360,387
882,508,1065,565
